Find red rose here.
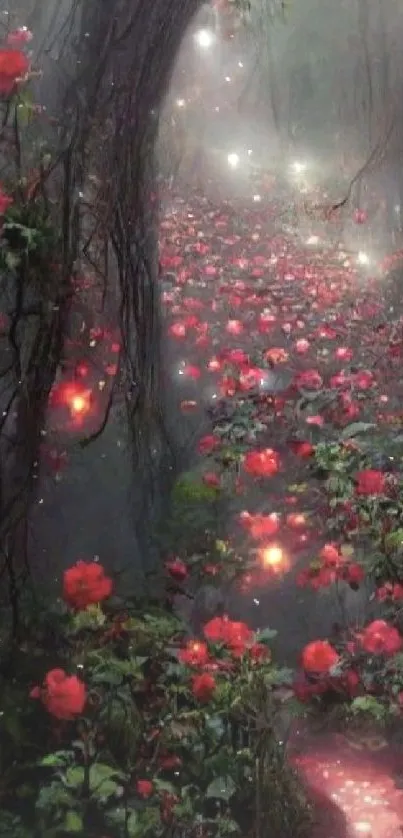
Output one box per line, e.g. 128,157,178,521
319,544,343,567
355,469,386,496
360,620,402,655
165,558,188,581
178,640,209,667
240,511,280,540
293,672,328,702
249,643,270,664
191,672,216,702
0,187,13,215
203,615,253,654
294,369,323,390
0,49,29,95
136,779,153,798
243,448,280,477
7,28,33,46
30,668,86,720
197,434,219,455
289,440,314,458
63,561,113,610
301,640,340,674
202,472,220,487
345,562,365,587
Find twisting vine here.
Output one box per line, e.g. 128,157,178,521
0,0,204,656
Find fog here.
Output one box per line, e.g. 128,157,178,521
159,0,403,254
27,0,403,647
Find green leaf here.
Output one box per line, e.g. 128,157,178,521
385,529,403,550
206,776,236,801
340,544,354,558
65,766,85,788
153,779,176,794
264,667,294,686
40,751,72,768
63,811,83,833
89,762,125,799
205,715,226,737
351,696,387,721
216,818,241,835
72,603,106,631
4,251,20,271
17,90,36,127
340,422,376,439
126,812,139,836
255,627,277,645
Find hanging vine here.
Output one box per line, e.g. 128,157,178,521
0,0,204,655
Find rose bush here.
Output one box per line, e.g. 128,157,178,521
0,563,311,838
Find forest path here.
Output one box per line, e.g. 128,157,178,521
160,183,403,838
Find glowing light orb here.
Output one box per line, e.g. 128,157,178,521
227,153,240,169
50,382,92,422
258,545,288,574
291,161,306,174
306,235,320,246
176,98,186,108
70,392,91,417
194,28,214,49
357,251,370,266
253,194,262,202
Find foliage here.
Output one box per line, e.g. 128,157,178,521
291,424,403,728
0,581,311,838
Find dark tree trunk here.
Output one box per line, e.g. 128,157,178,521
0,0,205,640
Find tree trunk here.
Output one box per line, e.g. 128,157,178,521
0,0,205,639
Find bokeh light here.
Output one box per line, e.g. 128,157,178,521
258,544,289,575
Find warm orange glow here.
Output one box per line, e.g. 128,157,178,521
70,393,90,416
258,544,289,574
287,513,306,529
50,381,92,421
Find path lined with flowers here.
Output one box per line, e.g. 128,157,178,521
160,183,403,838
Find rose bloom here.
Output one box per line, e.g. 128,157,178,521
294,369,323,390
204,615,253,654
320,543,343,567
203,471,220,487
293,672,328,702
240,511,280,540
63,560,113,610
0,49,29,95
178,640,209,667
301,640,340,674
30,669,86,720
355,469,386,496
0,187,13,215
360,620,402,655
136,779,153,798
7,28,33,46
344,562,365,587
197,434,219,455
289,440,314,457
243,448,280,478
249,643,271,664
191,672,216,702
165,558,188,581
377,582,403,602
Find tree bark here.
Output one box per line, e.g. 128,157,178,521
0,0,205,632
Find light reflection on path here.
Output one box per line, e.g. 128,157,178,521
290,728,403,838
